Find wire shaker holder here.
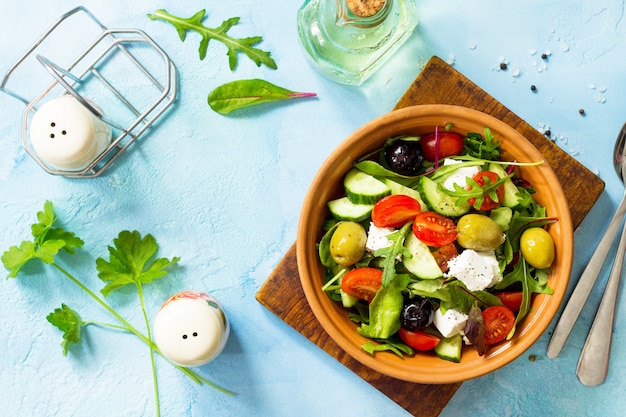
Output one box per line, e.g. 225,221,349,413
0,6,177,178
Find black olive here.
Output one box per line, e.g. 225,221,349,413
400,297,434,331
383,139,424,176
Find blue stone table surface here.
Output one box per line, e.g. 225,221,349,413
1,1,625,416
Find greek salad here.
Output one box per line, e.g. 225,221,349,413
317,126,557,362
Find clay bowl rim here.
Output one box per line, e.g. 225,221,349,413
296,104,573,384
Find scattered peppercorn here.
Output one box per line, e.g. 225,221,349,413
528,355,536,362
579,108,585,115
545,129,551,137
530,85,537,92
500,62,507,70
541,53,548,60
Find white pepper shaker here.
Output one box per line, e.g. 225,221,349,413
29,95,111,171
153,290,230,367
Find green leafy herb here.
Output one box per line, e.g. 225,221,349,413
441,173,513,209
147,9,277,70
464,127,501,160
357,273,410,340
362,338,414,357
208,79,316,114
373,223,412,288
2,201,233,416
495,257,553,335
96,231,180,296
46,304,84,357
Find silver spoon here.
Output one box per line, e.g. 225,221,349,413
547,122,626,359
576,126,626,386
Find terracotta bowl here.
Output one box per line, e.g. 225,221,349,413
297,104,573,383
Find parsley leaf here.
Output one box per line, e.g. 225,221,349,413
147,9,277,71
1,200,83,278
46,304,84,356
96,231,180,297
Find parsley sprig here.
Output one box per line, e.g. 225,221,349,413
1,201,233,416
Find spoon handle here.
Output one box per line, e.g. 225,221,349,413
576,216,626,386
547,193,626,358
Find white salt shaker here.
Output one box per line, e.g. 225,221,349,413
29,95,111,171
153,290,230,367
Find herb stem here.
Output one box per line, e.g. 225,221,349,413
51,263,234,396
137,283,160,417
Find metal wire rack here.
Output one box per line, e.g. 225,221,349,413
0,6,177,178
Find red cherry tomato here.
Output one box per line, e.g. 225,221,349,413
431,242,458,272
482,306,516,345
420,131,465,162
371,194,422,228
467,171,505,211
494,292,524,312
341,267,383,302
398,328,441,351
412,211,458,247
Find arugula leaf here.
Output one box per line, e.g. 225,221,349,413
46,304,84,356
373,223,412,288
495,258,553,332
441,173,512,209
96,231,180,297
208,79,316,115
147,9,277,70
464,127,501,160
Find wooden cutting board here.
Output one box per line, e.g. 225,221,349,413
256,56,605,417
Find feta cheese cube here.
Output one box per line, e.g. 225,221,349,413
434,308,468,338
441,159,480,191
446,249,502,291
365,223,394,252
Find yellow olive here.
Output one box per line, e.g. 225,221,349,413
456,214,505,251
330,221,367,266
520,227,555,269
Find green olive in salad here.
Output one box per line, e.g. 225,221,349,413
318,127,557,362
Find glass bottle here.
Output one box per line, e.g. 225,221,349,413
297,0,418,85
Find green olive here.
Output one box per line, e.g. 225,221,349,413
330,221,367,266
520,227,555,269
456,214,505,251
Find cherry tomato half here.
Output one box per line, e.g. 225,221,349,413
420,131,465,162
341,267,383,302
371,194,422,228
494,292,523,312
412,211,458,247
431,242,458,272
398,328,441,351
482,305,516,345
467,171,505,211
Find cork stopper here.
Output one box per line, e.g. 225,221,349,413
346,0,386,17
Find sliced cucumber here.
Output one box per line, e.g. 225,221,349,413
488,163,524,209
403,232,443,279
381,178,427,210
327,197,374,222
434,333,463,363
417,176,470,217
340,289,358,308
344,168,391,205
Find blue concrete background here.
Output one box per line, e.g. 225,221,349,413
1,1,625,416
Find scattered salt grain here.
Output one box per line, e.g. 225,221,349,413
469,43,477,50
